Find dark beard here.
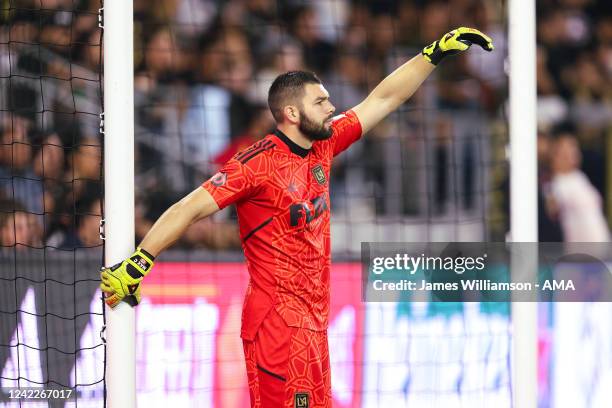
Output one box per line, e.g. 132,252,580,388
299,111,333,141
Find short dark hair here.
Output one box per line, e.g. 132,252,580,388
267,71,321,122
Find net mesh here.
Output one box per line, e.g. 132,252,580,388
0,0,612,407
2,0,611,407
131,1,511,407
0,0,104,405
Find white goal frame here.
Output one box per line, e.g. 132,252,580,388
102,0,539,406
103,0,136,406
508,0,538,407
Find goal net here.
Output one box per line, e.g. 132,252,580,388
6,1,611,407
129,1,512,407
0,0,104,405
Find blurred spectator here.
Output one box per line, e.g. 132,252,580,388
67,136,101,197
464,0,507,103
219,0,279,49
33,132,65,182
44,138,101,248
420,1,451,45
548,132,610,242
342,2,370,50
166,0,218,39
249,37,305,105
59,197,102,249
179,26,252,174
310,0,350,43
537,131,564,242
364,12,397,88
212,105,274,166
135,25,187,94
286,5,336,74
537,46,569,130
0,199,42,248
32,132,65,235
2,0,606,250
565,53,611,133
0,118,44,215
324,49,368,112
217,28,254,95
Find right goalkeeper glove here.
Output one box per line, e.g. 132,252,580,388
100,247,155,308
422,27,494,65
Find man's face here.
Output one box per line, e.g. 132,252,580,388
298,83,336,141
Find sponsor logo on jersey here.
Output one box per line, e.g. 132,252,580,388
311,165,326,185
210,172,227,187
294,392,309,408
289,194,329,227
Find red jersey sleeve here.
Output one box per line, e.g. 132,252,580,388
201,158,258,209
330,109,363,157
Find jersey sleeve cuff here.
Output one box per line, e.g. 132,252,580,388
200,183,228,210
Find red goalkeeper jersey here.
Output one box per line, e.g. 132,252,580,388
202,110,362,340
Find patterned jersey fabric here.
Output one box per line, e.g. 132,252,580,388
202,110,362,340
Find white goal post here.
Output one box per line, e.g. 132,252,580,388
509,0,538,407
103,0,137,407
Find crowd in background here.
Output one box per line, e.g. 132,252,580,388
131,0,513,248
0,0,609,252
535,0,611,242
0,0,103,251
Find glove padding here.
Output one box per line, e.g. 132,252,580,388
422,27,494,65
103,283,142,308
100,247,155,308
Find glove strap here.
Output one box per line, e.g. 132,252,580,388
422,40,445,66
126,247,155,278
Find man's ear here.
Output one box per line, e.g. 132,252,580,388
283,105,300,124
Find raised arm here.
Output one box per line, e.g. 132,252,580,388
352,27,494,134
352,55,434,134
100,187,220,308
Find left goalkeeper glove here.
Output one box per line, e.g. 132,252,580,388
103,282,142,308
422,27,494,65
100,247,154,308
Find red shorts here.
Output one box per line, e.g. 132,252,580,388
243,308,331,408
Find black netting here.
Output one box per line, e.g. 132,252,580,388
0,1,104,406
129,1,512,406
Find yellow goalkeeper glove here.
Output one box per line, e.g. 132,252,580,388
100,247,155,308
422,27,494,65
103,282,142,308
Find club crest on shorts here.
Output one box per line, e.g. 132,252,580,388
210,172,227,187
294,392,309,408
311,165,326,185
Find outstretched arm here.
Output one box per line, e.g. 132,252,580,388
352,27,494,134
352,55,434,135
100,187,219,308
139,187,219,256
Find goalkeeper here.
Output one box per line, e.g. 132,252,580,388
102,27,493,408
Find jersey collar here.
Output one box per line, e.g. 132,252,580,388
273,129,310,158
